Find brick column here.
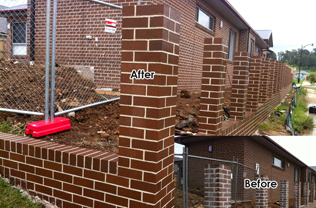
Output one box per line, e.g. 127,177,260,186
294,182,301,208
119,5,180,208
259,58,270,102
303,182,309,205
246,56,262,112
204,164,231,208
310,183,315,202
280,180,289,208
275,61,282,92
199,38,228,135
269,60,277,94
256,176,269,208
230,52,250,120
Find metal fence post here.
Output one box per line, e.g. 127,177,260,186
182,147,186,208
235,158,238,206
185,147,188,208
50,0,58,122
44,0,51,123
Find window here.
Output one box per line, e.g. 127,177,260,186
196,7,214,31
272,156,285,169
294,168,299,182
228,30,236,61
308,172,311,182
12,21,27,56
250,39,254,56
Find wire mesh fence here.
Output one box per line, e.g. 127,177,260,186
0,0,122,151
0,0,121,116
175,149,257,208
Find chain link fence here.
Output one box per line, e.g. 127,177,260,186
175,148,257,208
0,0,122,151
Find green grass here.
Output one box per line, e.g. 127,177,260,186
259,88,314,134
0,120,26,136
293,78,303,85
0,177,42,208
291,90,314,133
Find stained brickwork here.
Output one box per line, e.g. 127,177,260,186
294,182,301,208
204,164,231,208
199,38,228,135
256,176,269,208
280,180,289,208
303,182,309,205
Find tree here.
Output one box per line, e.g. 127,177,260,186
307,74,316,83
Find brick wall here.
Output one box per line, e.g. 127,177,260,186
0,4,180,208
187,137,299,202
246,56,262,112
303,182,309,205
280,180,289,208
29,0,247,93
204,164,231,208
230,51,250,120
294,182,301,208
256,176,269,207
199,38,228,135
0,132,119,207
118,4,180,207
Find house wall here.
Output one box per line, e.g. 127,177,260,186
31,0,248,93
5,15,28,61
243,138,298,202
186,137,302,203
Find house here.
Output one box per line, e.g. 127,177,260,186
0,0,273,92
256,30,274,59
175,136,316,203
0,4,28,60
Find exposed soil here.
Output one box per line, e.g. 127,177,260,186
0,58,233,152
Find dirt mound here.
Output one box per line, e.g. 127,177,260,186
0,58,114,113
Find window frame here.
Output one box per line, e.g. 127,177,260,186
228,30,236,61
272,156,285,169
196,7,214,31
12,21,27,56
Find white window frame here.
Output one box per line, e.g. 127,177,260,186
272,156,285,169
12,21,27,56
196,7,214,31
228,30,236,61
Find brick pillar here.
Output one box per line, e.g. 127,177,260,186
230,52,250,120
119,5,180,208
246,56,262,112
310,183,315,202
259,58,270,102
294,182,301,208
199,38,228,135
280,180,289,208
256,176,269,208
269,60,277,94
275,61,282,92
303,182,309,205
204,164,231,208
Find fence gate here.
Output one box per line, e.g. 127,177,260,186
174,148,257,208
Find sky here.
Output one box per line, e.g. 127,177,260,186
228,0,316,55
175,136,316,166
0,0,26,7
